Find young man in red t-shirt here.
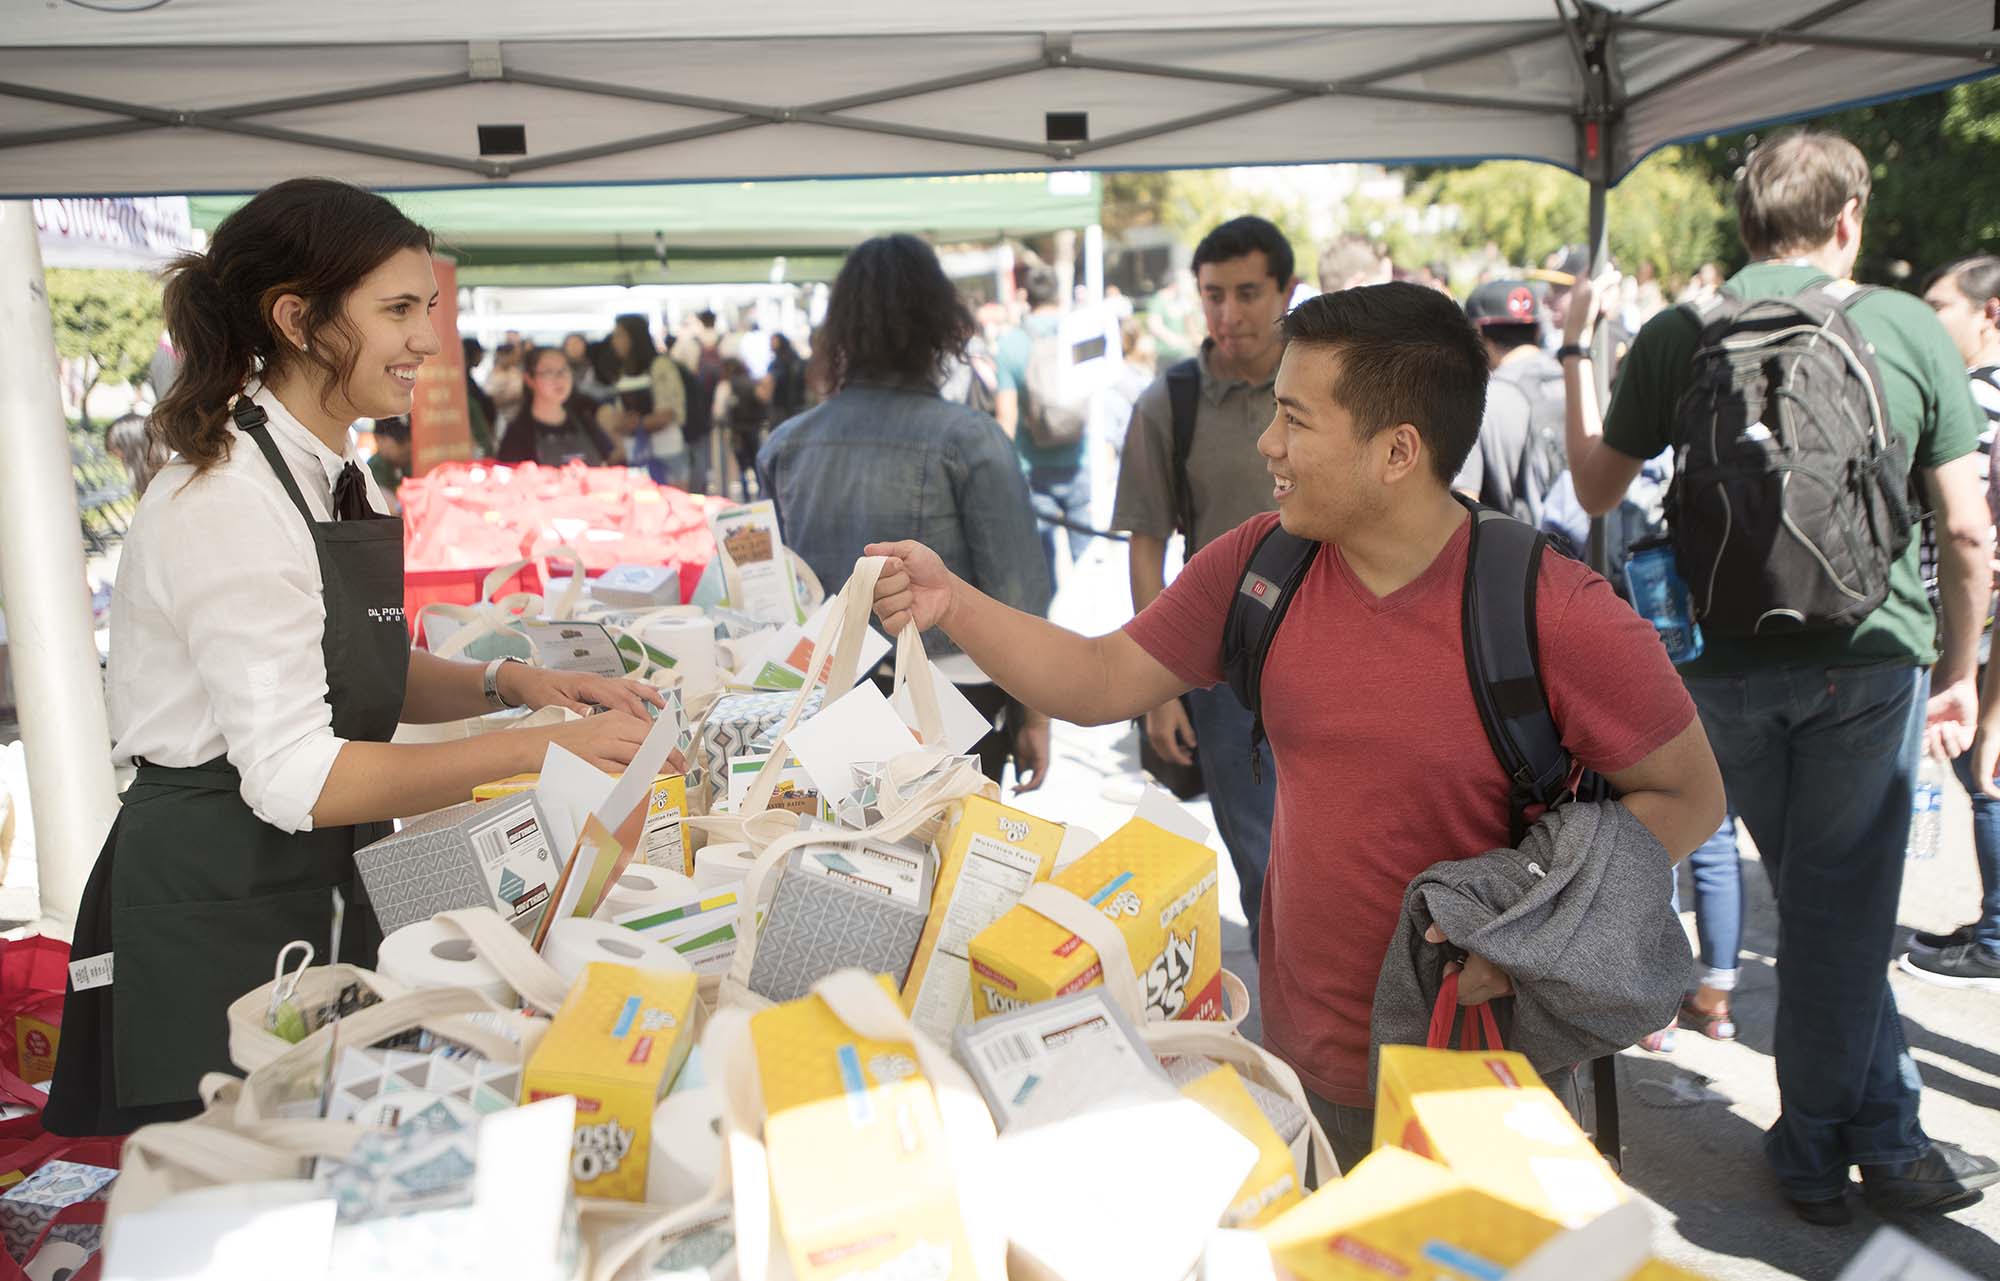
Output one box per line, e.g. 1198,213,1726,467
867,282,1725,1170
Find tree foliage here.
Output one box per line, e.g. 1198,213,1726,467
1411,147,1732,284
46,268,163,427
1101,169,1313,268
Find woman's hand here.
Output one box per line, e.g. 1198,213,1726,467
543,710,653,773
500,664,666,720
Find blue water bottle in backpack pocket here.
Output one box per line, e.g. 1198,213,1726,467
1623,535,1705,664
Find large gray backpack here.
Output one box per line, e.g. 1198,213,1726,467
1021,328,1091,450
1669,280,1913,636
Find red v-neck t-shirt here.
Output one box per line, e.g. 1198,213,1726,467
1125,512,1696,1106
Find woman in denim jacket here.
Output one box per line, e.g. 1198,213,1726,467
758,234,1055,790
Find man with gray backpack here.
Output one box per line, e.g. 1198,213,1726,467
996,268,1094,583
1562,129,1999,1224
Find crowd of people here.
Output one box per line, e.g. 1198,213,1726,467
767,127,2000,1226
452,307,810,502
68,131,2000,1229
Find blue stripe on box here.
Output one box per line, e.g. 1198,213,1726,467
612,995,641,1039
1087,871,1133,906
1422,1242,1505,1281
837,1044,874,1126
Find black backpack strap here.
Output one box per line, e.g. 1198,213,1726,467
1165,357,1202,540
1220,521,1320,781
1456,494,1575,845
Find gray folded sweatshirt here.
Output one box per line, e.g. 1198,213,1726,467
1370,799,1692,1089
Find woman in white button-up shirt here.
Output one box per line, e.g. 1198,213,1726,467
46,179,665,1136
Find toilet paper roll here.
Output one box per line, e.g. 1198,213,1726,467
647,1084,723,1207
691,842,754,892
599,862,698,918
377,920,514,1005
542,916,690,986
636,612,719,692
26,1240,91,1281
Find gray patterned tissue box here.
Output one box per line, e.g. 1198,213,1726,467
355,793,562,937
746,839,934,1004
696,689,822,801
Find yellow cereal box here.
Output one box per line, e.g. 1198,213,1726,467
639,773,691,874
474,773,690,874
472,773,541,801
901,795,1066,1043
1261,1146,1561,1281
522,961,701,1201
966,818,1221,1023
14,1014,57,1085
751,976,978,1281
1374,1045,1627,1229
1626,1263,1720,1280
1178,1063,1303,1228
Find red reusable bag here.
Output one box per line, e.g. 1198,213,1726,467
1425,968,1505,1052
0,939,67,1086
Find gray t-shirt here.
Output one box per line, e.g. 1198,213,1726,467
1112,347,1279,555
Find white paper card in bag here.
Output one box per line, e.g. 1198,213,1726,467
534,744,616,862
104,1182,335,1281
995,1094,1257,1281
782,682,920,801
890,663,994,755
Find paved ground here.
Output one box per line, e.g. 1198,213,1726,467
1009,533,2000,1280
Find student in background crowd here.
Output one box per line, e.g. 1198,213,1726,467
495,345,619,468
365,415,412,513
1912,254,2000,991
1115,214,1296,957
1563,129,1999,1223
603,314,688,489
106,412,167,500
995,267,1091,585
460,337,495,456
759,234,1052,792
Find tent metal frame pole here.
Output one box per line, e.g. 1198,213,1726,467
0,76,494,177
1612,17,1998,63
1067,54,1572,116
0,203,119,936
1615,0,1875,109
1560,0,1622,579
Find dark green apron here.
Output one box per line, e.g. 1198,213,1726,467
46,401,409,1135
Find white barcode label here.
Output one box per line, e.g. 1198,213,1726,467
979,1033,1038,1073
68,953,113,991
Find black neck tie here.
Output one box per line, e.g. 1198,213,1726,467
333,461,384,521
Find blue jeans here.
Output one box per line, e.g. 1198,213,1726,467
1947,745,2000,953
1027,463,1092,583
1184,685,1277,958
1685,661,1931,1198
1670,809,1744,987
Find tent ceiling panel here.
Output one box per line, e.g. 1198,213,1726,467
1,1,1992,196
5,3,1562,45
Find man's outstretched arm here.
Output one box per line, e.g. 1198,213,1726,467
868,539,1190,727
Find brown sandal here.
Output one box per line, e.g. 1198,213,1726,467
1678,997,1736,1041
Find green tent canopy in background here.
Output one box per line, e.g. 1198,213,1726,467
190,172,1100,286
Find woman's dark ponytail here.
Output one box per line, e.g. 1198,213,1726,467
148,178,433,473
152,254,257,472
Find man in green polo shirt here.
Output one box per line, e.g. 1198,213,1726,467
1563,129,1998,1225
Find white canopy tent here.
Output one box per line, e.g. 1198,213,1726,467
1,0,1994,931
1,1,1995,196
